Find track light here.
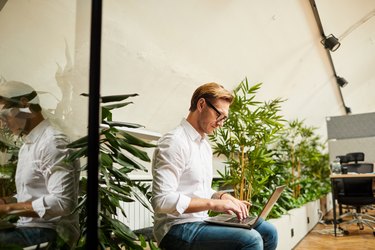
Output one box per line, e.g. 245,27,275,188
336,76,348,87
345,106,351,114
321,34,341,52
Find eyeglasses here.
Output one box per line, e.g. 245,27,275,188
205,99,228,123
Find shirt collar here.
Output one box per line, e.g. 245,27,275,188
180,118,206,142
23,119,49,144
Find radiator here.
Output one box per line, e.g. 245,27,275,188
115,177,154,230
117,200,154,230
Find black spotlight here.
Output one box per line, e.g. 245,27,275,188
321,34,341,52
345,106,352,114
336,76,348,87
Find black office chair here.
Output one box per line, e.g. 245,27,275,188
334,154,349,215
337,152,375,236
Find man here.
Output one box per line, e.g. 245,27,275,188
0,81,80,249
151,82,278,250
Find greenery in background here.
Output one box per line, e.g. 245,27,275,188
67,94,158,250
0,126,21,198
210,78,330,219
0,125,23,248
209,78,286,217
274,119,330,207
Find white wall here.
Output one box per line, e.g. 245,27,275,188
0,0,90,139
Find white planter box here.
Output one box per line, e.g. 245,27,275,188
268,214,292,250
268,195,330,250
288,206,308,247
306,200,320,231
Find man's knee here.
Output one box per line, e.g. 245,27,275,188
238,230,263,250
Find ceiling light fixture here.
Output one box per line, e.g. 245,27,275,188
345,106,352,114
321,34,341,52
336,76,348,87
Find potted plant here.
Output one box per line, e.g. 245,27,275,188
209,78,286,217
274,119,330,206
210,79,330,219
67,93,158,250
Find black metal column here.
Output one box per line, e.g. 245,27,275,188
86,0,102,249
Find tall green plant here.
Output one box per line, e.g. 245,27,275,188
209,78,285,202
274,119,330,204
67,94,158,250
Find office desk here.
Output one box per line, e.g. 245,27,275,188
330,173,375,236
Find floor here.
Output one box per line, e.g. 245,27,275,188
294,208,375,250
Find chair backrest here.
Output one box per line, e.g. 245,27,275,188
335,152,374,203
342,178,373,197
339,163,374,204
346,152,364,164
340,162,374,200
343,163,374,173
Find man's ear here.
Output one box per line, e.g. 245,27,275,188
19,97,30,108
197,98,205,112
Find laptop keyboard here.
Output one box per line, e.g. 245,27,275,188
226,216,256,224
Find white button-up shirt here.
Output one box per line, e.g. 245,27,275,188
15,119,80,247
151,119,216,244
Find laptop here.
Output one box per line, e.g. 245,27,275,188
0,209,28,230
204,185,286,229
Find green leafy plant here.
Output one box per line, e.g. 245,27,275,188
274,119,330,206
209,78,285,206
0,126,21,197
67,94,158,250
210,79,330,219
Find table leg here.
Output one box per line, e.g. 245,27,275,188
331,179,337,236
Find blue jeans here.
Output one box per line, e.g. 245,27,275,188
0,227,57,248
160,218,278,250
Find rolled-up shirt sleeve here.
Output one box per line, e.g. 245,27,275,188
151,135,191,216
31,136,79,219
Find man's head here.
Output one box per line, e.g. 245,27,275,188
0,81,42,135
0,81,40,110
187,82,233,135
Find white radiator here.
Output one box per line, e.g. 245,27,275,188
117,200,154,230
115,177,154,230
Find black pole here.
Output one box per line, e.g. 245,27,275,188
86,0,102,249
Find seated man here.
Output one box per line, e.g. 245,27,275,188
151,82,278,250
0,81,80,249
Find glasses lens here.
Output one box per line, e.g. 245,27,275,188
205,99,227,122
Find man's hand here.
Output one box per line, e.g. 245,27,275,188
213,194,251,220
185,195,251,220
0,202,38,217
0,204,11,215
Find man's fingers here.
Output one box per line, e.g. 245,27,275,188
242,201,252,207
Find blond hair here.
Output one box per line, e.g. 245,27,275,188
189,82,233,111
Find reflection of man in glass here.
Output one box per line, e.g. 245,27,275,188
0,81,80,249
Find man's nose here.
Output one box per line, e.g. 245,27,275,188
215,119,225,127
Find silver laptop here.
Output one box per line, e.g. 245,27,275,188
0,210,28,230
0,220,15,230
204,185,285,229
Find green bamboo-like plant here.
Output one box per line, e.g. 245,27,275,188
209,78,285,203
274,119,330,204
67,94,159,250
